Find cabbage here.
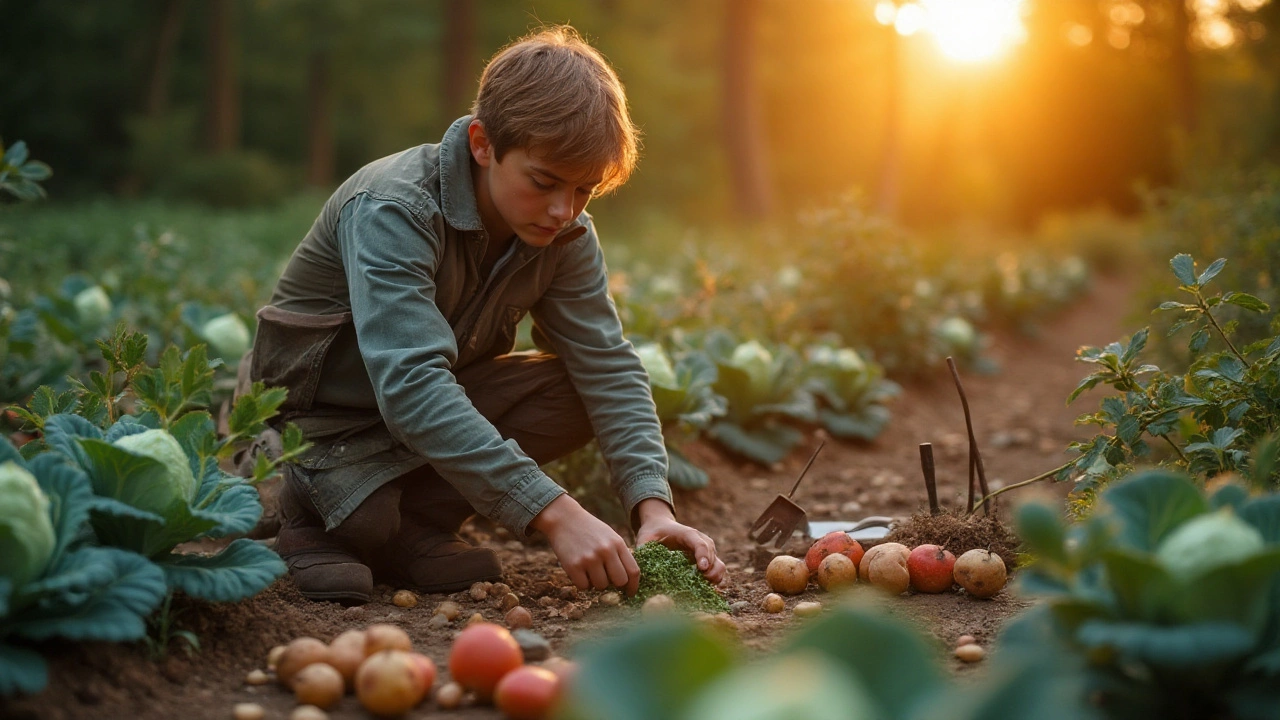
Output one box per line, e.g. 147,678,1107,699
73,285,112,327
0,461,56,590
680,651,877,720
112,429,199,509
935,317,976,352
637,343,678,389
1156,509,1266,581
776,265,802,291
201,313,251,361
730,340,774,397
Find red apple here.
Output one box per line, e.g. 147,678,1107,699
805,532,865,574
907,544,957,594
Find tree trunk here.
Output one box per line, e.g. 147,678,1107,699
306,48,335,187
1171,0,1197,133
721,0,774,220
206,0,240,153
875,25,903,220
145,0,186,118
442,0,477,118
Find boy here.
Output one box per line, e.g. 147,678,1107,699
247,26,725,604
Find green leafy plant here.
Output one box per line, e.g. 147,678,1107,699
0,140,52,201
802,344,900,441
560,603,1094,720
1059,254,1279,505
628,541,729,613
1011,469,1280,719
0,440,168,696
636,343,726,489
703,334,816,465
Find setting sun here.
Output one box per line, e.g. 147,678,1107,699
878,0,1029,63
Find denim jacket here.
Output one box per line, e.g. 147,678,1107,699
250,115,672,536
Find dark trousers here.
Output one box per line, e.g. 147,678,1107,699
321,353,595,551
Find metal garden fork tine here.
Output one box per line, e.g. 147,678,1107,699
747,442,825,548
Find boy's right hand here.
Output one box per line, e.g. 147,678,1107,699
531,494,641,596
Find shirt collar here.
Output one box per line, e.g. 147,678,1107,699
439,114,590,246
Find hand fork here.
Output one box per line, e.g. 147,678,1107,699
747,441,825,548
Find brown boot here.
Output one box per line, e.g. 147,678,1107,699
275,477,373,604
378,519,502,594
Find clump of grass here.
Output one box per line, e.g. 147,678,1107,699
628,541,729,613
883,508,1022,569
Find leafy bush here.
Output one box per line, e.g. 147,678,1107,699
0,140,52,201
1061,254,1279,509
635,343,726,489
165,151,294,209
1012,469,1280,720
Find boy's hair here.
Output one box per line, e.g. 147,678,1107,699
473,26,639,195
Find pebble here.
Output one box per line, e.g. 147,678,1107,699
513,629,552,661
491,582,512,597
465,612,486,626
266,645,286,670
729,600,752,614
436,601,462,620
392,590,418,608
244,669,269,686
232,703,265,720
500,592,520,611
598,591,621,607
428,613,450,629
291,706,328,720
793,601,823,618
566,605,584,620
469,583,488,601
955,644,986,663
505,606,533,629
762,593,785,613
956,634,976,646
558,585,579,601
642,594,675,615
435,681,464,710
343,605,365,620
538,596,558,608
505,540,523,551
840,501,864,514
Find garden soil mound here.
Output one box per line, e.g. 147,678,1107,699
2,275,1132,720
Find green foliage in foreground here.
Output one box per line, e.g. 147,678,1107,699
628,541,729,614
1013,470,1280,720
561,604,1095,720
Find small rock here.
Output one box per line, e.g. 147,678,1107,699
244,669,269,686
428,613,450,629
469,583,488,601
500,592,520,611
642,594,675,615
532,582,556,597
491,582,512,597
598,591,621,607
343,605,365,620
435,681,464,710
729,600,752,614
505,606,533,629
538,596,558,608
793,601,823,618
512,629,552,661
566,605,584,620
698,613,739,638
266,645,286,670
762,593,785,613
233,703,265,720
956,634,976,646
955,644,986,663
465,612,486,626
840,501,863,514
291,706,328,720
558,585,579,601
392,590,418,608
505,540,523,551
436,601,462,620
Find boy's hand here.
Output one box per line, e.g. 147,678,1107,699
633,498,726,586
531,494,641,596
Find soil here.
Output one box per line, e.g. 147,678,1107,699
2,274,1133,720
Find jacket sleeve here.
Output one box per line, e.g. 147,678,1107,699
337,193,566,536
531,218,675,526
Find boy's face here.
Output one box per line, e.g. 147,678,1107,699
469,121,602,247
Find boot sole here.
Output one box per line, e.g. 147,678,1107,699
298,588,371,606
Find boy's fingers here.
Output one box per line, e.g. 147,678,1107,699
586,562,610,591
604,554,630,593
566,565,590,591
623,549,641,596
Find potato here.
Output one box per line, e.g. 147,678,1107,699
292,662,345,710
955,643,986,663
435,681,465,710
858,543,909,582
276,637,331,688
867,552,910,595
233,703,265,720
506,605,533,629
765,555,809,595
956,634,976,647
762,593,785,613
435,601,462,621
392,590,418,608
356,650,434,716
816,553,858,591
326,629,367,688
953,549,1007,599
793,601,823,618
365,623,413,655
244,669,269,685
290,706,329,720
267,644,287,671
598,591,621,607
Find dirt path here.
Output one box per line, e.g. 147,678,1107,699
3,274,1134,720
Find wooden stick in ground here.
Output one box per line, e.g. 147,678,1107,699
919,443,939,514
947,357,992,515
966,450,976,514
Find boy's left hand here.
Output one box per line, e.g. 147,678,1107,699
633,498,726,585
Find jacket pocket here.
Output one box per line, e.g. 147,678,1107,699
488,305,528,358
250,305,353,413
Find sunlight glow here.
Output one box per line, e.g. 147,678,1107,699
895,3,928,37
917,0,1028,63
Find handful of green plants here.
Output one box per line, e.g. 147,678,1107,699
629,541,729,614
